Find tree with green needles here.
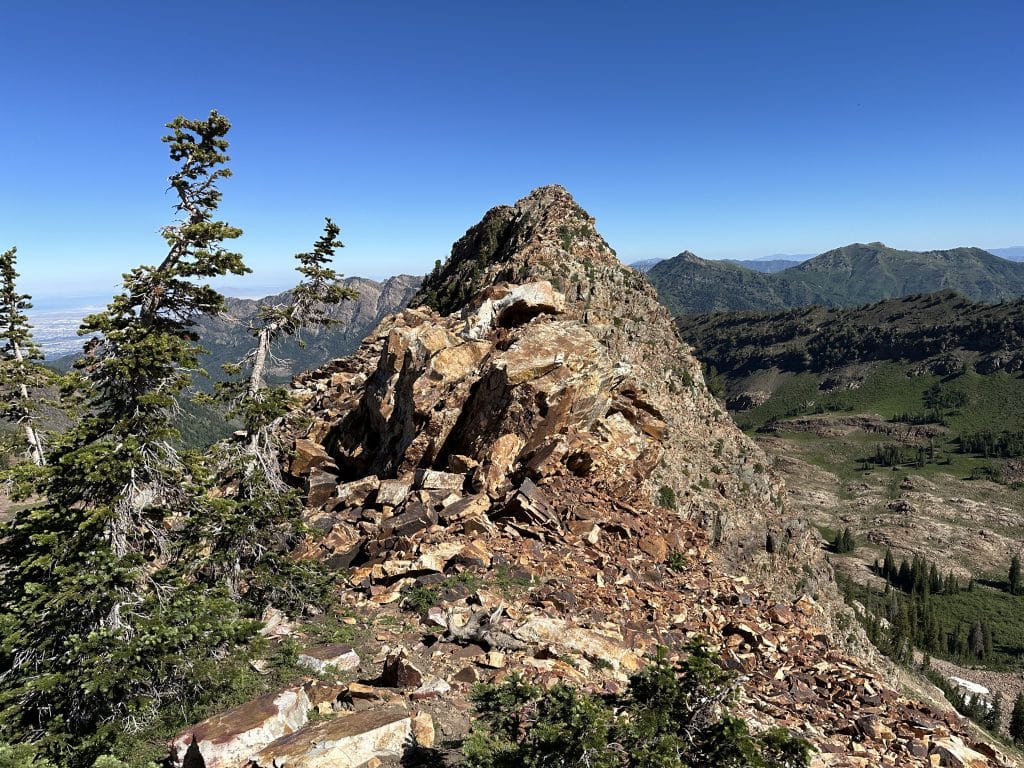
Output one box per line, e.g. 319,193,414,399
193,218,356,608
1010,691,1024,745
1009,553,1021,596
0,111,258,764
220,217,357,462
0,247,47,466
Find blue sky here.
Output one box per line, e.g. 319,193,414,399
1,1,1021,302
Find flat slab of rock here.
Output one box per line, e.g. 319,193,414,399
376,479,412,507
297,644,360,674
169,687,310,768
415,469,465,492
250,707,412,768
514,616,641,673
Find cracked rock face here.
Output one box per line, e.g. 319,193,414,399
289,186,799,564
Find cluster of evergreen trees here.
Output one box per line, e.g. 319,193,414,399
0,112,354,766
858,550,1003,664
831,526,856,553
959,430,1024,459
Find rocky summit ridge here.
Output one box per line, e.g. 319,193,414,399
170,186,1015,768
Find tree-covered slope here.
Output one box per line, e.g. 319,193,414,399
645,251,820,314
648,243,1024,315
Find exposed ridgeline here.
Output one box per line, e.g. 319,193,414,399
647,243,1024,316
225,186,1019,767
407,184,787,557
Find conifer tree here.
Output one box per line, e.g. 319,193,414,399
221,217,356,461
0,111,256,764
195,218,357,609
1010,691,1024,745
1009,553,1021,596
882,547,895,580
0,247,47,466
988,693,1003,734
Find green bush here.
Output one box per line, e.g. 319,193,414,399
464,640,811,768
656,485,677,510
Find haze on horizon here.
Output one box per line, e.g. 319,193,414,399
2,1,1021,301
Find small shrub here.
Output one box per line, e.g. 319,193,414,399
401,584,441,615
666,552,687,572
465,641,811,768
656,485,677,510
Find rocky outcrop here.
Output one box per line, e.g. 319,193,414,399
169,687,310,768
170,187,1014,768
249,708,412,768
291,186,793,564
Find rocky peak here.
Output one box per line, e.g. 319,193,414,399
423,188,797,558
167,188,1014,768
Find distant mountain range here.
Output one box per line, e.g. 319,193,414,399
196,274,420,384
719,258,804,273
988,246,1024,261
645,243,1024,316
630,254,811,274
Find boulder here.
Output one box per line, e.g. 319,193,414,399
376,479,412,508
379,649,424,688
297,644,361,675
929,737,989,768
415,469,465,492
291,439,333,477
249,707,412,768
411,711,435,748
305,468,338,508
513,616,641,672
336,475,380,507
169,687,310,768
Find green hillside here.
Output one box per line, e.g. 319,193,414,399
678,290,1024,473
648,243,1024,315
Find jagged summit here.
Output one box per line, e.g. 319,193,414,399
412,184,620,317
165,188,1014,768
346,185,790,558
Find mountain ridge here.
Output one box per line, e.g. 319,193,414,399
647,242,1024,315
196,185,1014,767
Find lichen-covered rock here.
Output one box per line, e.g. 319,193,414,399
249,707,412,768
169,687,310,768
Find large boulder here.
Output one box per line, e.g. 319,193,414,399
249,707,412,768
169,687,310,768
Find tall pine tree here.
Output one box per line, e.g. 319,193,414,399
1010,691,1024,745
0,111,257,765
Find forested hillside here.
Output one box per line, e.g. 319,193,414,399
648,243,1024,315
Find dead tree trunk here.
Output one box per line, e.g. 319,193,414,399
11,340,44,466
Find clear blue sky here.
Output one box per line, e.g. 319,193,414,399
2,1,1021,302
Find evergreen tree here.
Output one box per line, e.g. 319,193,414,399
988,693,1003,734
1010,691,1024,745
195,218,357,609
219,217,357,459
1009,553,1021,596
928,562,942,594
882,547,895,580
897,559,912,592
0,111,256,764
0,247,47,466
969,622,985,660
